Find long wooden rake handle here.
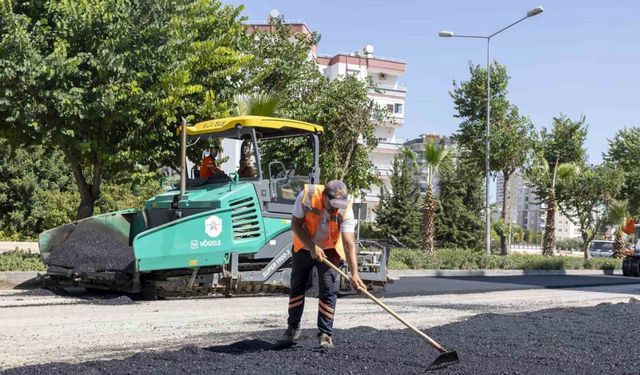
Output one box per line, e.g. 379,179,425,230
321,258,448,353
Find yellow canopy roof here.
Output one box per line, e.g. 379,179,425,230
184,116,323,138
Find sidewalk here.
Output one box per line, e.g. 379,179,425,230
0,242,39,254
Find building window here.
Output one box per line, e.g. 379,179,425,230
386,104,394,112
347,69,359,76
394,103,403,114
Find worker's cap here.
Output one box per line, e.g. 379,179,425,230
324,180,350,209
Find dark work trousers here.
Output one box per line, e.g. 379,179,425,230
287,248,341,336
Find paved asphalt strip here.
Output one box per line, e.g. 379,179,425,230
382,274,640,297
3,302,638,375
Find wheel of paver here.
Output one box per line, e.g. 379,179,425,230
623,259,632,276
629,258,640,277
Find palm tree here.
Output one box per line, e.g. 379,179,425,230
539,157,580,256
398,146,419,172
609,200,630,259
421,139,451,253
235,92,282,116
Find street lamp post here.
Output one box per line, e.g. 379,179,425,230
439,6,543,254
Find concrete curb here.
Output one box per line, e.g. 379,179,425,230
0,271,40,287
0,269,624,289
389,269,623,278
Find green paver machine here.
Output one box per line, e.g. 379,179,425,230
38,116,389,298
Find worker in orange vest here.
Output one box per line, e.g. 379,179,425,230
274,180,366,350
199,146,222,179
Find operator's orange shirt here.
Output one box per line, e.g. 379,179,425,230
199,156,215,178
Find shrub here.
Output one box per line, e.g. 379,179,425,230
388,248,623,270
555,238,583,250
0,250,46,271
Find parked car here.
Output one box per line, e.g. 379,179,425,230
589,240,614,258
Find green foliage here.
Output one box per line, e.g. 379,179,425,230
555,238,583,250
244,17,321,97
294,75,381,191
0,0,251,218
96,172,161,214
358,221,380,239
0,251,46,272
557,163,624,257
375,154,421,247
527,115,587,199
435,154,484,249
605,127,640,216
608,200,629,227
0,139,76,239
246,21,382,193
234,92,283,117
421,140,451,252
450,61,535,254
451,62,534,176
423,140,451,187
388,248,622,271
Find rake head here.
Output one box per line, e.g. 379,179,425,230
427,350,460,371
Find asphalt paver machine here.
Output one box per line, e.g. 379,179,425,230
38,116,389,298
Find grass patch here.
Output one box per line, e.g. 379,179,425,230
0,250,46,271
388,248,622,271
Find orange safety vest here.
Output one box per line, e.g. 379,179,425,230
199,155,220,178
292,184,353,260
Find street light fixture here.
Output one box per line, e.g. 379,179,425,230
439,6,544,254
527,6,544,17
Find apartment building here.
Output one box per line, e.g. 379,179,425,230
316,46,406,220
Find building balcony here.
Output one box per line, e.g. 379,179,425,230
374,83,407,93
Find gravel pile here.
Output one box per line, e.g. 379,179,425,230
4,302,638,374
45,221,134,274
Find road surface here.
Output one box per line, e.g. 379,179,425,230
1,274,639,370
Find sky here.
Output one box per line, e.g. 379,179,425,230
225,0,640,164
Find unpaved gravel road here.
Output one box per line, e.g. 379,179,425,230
1,280,639,371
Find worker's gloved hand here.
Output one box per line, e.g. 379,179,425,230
350,273,367,293
311,245,326,262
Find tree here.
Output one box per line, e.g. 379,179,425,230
374,152,421,248
435,151,484,249
556,163,623,259
0,138,76,239
528,157,580,255
608,200,630,259
451,62,534,255
244,21,382,193
421,139,451,252
235,92,283,117
0,0,251,219
605,127,640,216
526,115,588,255
243,16,321,100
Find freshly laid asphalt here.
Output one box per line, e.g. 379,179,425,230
383,274,640,297
4,302,639,375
